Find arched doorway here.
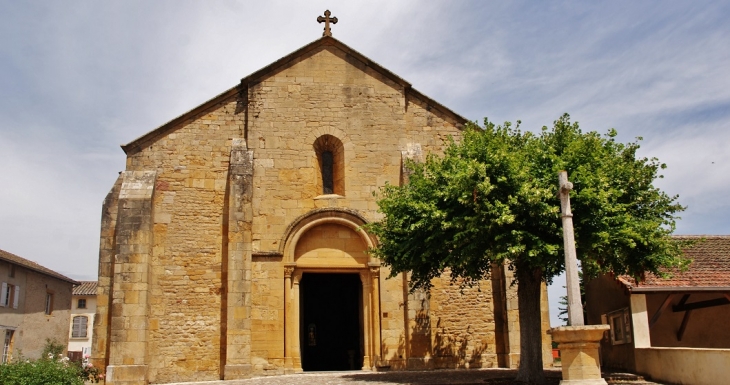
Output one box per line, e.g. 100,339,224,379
281,209,381,371
300,273,362,371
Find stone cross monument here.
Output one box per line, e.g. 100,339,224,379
558,170,584,326
317,10,338,37
551,170,609,385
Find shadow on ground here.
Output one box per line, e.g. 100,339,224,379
339,369,560,384
337,369,661,385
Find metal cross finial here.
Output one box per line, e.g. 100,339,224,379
317,10,338,37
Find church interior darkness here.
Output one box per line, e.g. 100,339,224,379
299,273,363,371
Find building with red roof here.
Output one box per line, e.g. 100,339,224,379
585,235,730,385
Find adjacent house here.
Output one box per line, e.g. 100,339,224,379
585,235,730,385
0,248,78,361
67,281,97,361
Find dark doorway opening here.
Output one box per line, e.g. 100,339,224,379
300,273,363,371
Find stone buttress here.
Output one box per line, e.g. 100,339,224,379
223,139,255,378
102,171,156,385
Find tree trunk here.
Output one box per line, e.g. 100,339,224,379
515,267,546,385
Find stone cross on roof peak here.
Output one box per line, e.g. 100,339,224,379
317,10,338,37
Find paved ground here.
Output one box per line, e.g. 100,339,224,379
165,369,665,385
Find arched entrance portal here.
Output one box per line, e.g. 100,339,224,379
281,209,381,372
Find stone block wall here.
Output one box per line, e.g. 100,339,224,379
95,38,553,383
429,273,500,369
246,45,461,256
121,98,244,383
249,258,283,373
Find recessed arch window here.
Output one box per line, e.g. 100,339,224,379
313,135,345,196
72,316,88,338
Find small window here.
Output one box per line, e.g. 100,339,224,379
2,330,14,363
606,308,632,345
71,316,88,338
313,135,345,196
322,151,334,194
77,299,86,309
8,265,14,278
45,293,53,315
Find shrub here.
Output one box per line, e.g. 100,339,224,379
40,338,65,361
78,355,104,383
0,357,83,385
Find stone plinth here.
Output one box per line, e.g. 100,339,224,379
106,365,148,385
549,325,610,385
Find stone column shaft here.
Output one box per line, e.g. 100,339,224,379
360,271,372,369
292,274,302,371
283,265,295,370
369,264,382,368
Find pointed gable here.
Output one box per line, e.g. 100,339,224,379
121,36,467,155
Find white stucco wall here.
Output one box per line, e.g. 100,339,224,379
636,347,730,385
68,295,96,356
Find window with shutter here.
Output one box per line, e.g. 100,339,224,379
607,308,632,345
72,316,88,338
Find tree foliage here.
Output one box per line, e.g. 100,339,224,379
370,114,686,285
368,114,687,383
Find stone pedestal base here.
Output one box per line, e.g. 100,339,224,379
105,365,148,385
549,325,610,385
224,364,252,380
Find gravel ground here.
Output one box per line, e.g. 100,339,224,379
164,368,665,385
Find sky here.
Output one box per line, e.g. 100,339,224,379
1,1,729,327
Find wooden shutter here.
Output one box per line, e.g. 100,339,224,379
72,316,88,338
0,283,6,307
12,286,19,309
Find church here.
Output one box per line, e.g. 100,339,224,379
92,12,552,385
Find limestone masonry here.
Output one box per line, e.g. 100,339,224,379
93,36,552,385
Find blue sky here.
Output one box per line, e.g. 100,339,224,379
1,1,729,327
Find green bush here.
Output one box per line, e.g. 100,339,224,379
40,338,65,361
0,358,83,385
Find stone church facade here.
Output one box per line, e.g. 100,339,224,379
92,35,552,385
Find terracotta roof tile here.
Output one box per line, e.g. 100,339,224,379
73,281,98,296
0,248,79,285
619,235,730,291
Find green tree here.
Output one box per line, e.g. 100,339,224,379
368,114,687,384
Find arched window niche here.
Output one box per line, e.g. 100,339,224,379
313,134,345,197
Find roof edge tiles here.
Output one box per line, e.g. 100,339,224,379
615,235,730,292
73,281,98,296
0,248,79,285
